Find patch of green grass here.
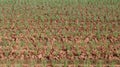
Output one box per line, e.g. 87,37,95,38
84,59,91,67
96,60,103,67
63,59,68,67
42,60,47,67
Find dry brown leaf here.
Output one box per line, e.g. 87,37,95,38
84,37,90,43
0,36,2,43
38,54,43,59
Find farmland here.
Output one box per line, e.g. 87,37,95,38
0,0,120,66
